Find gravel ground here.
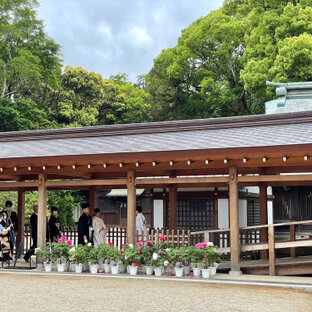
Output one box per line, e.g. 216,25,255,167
2,273,311,312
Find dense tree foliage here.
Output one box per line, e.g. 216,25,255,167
146,0,312,120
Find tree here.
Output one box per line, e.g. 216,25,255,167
241,3,312,97
146,10,257,119
53,67,151,127
146,1,312,120
0,97,57,131
0,0,62,103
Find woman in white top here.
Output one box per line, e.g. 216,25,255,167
136,206,146,241
92,208,106,248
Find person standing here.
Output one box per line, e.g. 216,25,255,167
92,208,106,248
136,206,147,242
5,201,18,233
23,205,38,262
48,206,62,242
4,201,17,249
78,203,92,245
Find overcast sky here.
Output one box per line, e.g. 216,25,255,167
38,0,222,82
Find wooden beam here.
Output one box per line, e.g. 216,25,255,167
238,174,312,184
0,181,38,190
89,187,97,216
269,225,275,276
169,185,177,230
136,176,229,185
229,167,241,275
290,224,296,258
260,184,268,259
37,173,47,246
46,178,127,188
127,170,136,245
16,187,25,249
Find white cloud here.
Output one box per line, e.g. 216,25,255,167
38,0,222,81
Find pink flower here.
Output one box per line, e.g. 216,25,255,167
132,263,136,267
120,250,124,254
169,265,173,269
159,237,166,242
108,242,113,246
58,238,63,243
139,249,143,254
136,241,143,247
66,240,72,246
195,242,208,249
121,244,127,247
147,242,153,247
61,235,67,241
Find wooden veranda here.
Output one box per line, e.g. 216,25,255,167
1,111,312,275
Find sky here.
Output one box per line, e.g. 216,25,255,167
38,0,223,82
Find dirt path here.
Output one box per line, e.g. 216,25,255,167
3,273,311,312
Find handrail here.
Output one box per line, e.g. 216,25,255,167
191,220,312,235
191,219,312,276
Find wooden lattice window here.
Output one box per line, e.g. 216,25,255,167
247,199,260,226
174,200,214,231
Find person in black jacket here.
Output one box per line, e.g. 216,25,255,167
48,206,62,242
78,203,92,245
5,201,18,232
23,205,38,262
4,201,18,250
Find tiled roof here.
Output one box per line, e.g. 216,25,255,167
0,111,312,159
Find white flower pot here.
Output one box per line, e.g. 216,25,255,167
127,265,131,274
214,262,219,268
111,265,119,275
119,263,125,273
193,267,201,277
75,263,83,274
129,266,138,275
183,265,191,275
90,264,98,274
70,263,75,272
64,262,70,271
174,267,184,278
44,262,52,272
201,268,211,279
57,263,66,272
145,266,153,275
209,266,217,276
104,263,111,273
154,267,163,277
142,265,146,274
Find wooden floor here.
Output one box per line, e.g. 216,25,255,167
218,255,312,276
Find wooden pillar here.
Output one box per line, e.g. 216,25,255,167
37,173,47,246
260,184,268,259
229,167,242,275
127,170,136,245
89,187,97,216
163,188,167,228
169,185,177,230
268,225,276,276
16,188,25,249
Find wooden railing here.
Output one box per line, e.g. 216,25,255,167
191,220,312,275
20,226,191,254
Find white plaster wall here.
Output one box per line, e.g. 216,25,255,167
239,199,247,227
153,200,163,229
267,201,273,224
218,199,229,229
